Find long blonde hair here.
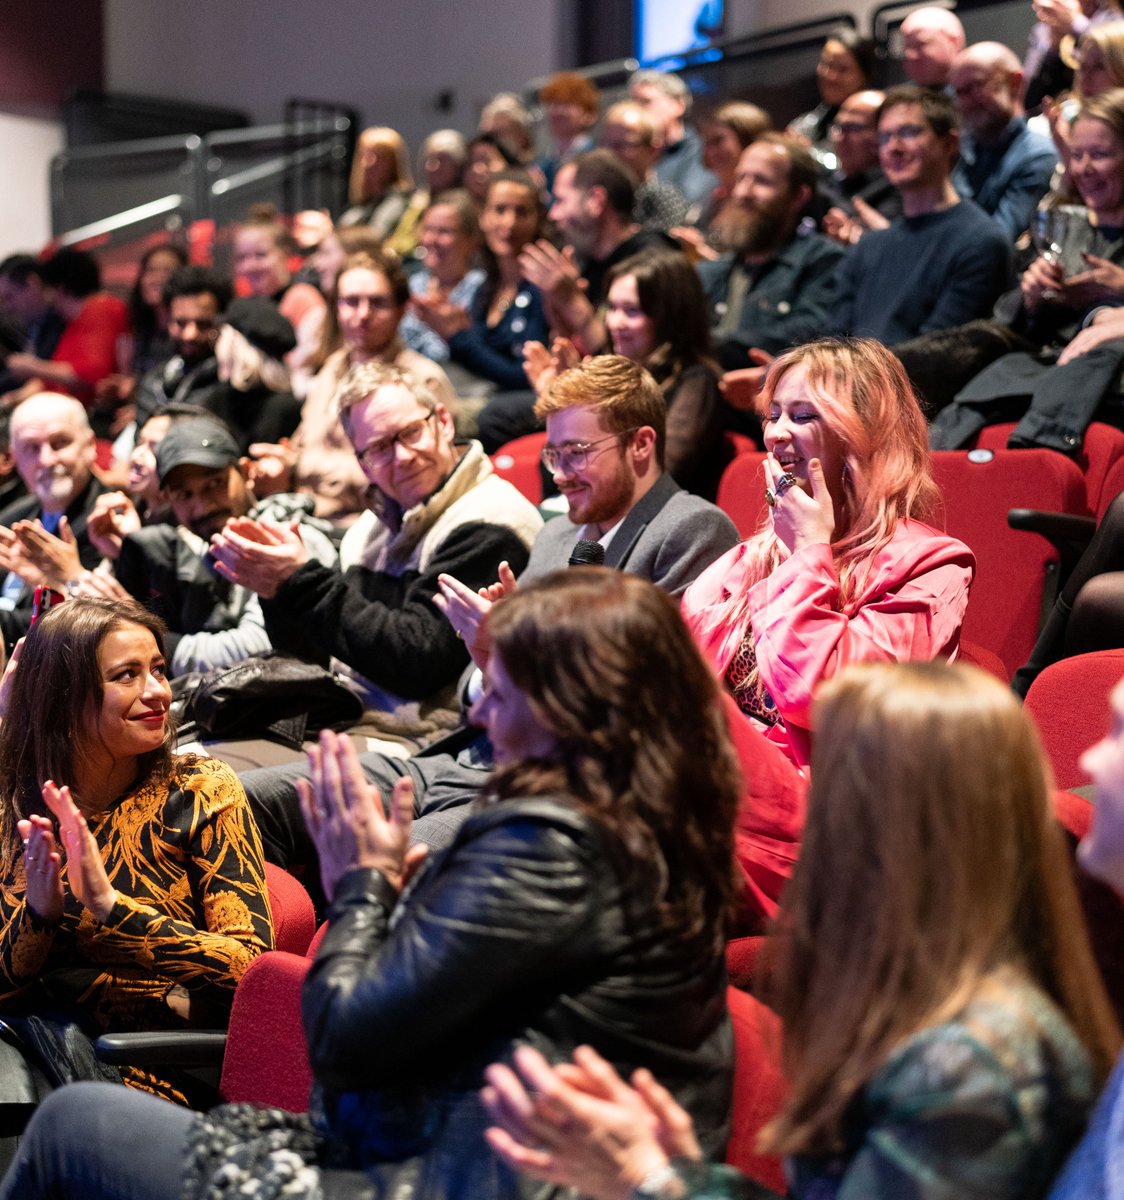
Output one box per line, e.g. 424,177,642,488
745,337,938,600
762,661,1120,1155
348,126,413,204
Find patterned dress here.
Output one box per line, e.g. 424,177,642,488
0,756,273,1103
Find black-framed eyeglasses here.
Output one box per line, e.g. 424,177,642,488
540,427,639,474
357,409,437,469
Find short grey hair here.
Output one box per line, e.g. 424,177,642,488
333,361,438,437
629,68,692,114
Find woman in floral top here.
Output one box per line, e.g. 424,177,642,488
0,597,273,1105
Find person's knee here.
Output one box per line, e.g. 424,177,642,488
1067,571,1124,655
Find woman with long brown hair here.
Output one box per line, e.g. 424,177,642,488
682,336,975,768
481,660,1120,1200
0,569,742,1200
0,598,271,1108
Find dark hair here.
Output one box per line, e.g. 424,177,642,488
606,250,718,388
479,169,548,302
468,131,520,170
483,570,743,949
879,83,959,138
163,265,234,311
571,149,638,219
828,27,881,88
127,244,188,352
752,133,820,198
421,188,482,241
316,247,409,365
0,599,178,870
40,248,101,298
141,401,236,438
0,254,45,287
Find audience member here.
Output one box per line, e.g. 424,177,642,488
195,296,302,453
819,89,902,242
629,68,718,211
399,190,486,366
3,249,130,419
536,70,601,191
0,567,743,1199
603,251,726,493
306,224,383,299
232,212,328,395
950,42,1058,238
482,659,1118,1200
416,170,550,449
384,128,469,259
207,361,542,750
697,135,845,370
337,125,414,239
833,86,1012,344
0,411,25,513
1049,675,1124,1197
1038,21,1124,171
240,355,738,879
109,418,336,675
929,87,1124,447
599,101,690,232
692,100,772,239
1025,0,1122,112
0,597,273,1108
0,256,65,396
132,266,233,430
789,29,880,166
253,248,458,521
522,151,673,362
682,337,974,768
899,6,967,89
479,92,537,164
462,131,519,204
0,395,107,650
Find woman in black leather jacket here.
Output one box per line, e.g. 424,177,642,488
0,568,743,1200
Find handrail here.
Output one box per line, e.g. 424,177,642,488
209,139,341,198
55,194,186,247
54,132,203,164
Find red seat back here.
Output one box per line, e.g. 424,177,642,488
1025,649,1124,790
725,986,787,1193
264,863,316,956
931,449,1087,677
716,452,768,539
219,950,314,1110
491,432,547,505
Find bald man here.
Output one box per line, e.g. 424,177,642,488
600,101,690,231
950,42,1057,239
0,393,107,648
900,7,966,89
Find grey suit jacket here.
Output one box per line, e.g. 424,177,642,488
520,473,740,598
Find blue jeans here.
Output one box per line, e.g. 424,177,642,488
0,1082,191,1200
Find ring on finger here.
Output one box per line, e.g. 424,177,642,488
764,488,776,508
775,472,797,497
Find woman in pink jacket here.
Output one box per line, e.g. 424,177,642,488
682,337,975,769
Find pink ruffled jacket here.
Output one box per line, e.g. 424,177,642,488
682,519,976,770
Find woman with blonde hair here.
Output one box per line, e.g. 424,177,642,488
482,660,1119,1200
682,336,974,767
338,125,414,242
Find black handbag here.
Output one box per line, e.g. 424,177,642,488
172,653,364,750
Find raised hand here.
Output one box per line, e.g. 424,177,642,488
17,813,63,923
297,729,424,902
766,453,835,554
41,780,117,922
434,563,518,667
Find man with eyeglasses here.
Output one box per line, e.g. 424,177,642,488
238,356,738,883
208,360,542,753
833,84,1012,345
133,267,233,430
819,90,902,244
949,42,1056,241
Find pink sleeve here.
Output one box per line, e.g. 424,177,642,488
746,527,975,732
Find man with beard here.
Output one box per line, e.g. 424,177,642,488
833,85,1012,345
111,417,336,676
698,134,846,371
133,266,232,429
0,393,106,649
520,150,673,355
239,356,739,883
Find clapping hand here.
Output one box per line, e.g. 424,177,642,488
435,562,518,667
297,730,426,902
41,780,117,922
208,517,309,598
17,812,63,923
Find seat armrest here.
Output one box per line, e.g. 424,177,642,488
93,1030,227,1067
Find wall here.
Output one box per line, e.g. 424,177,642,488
0,112,65,255
104,0,566,151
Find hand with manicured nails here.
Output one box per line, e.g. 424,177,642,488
765,453,835,555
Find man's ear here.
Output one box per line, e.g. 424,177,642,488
630,424,658,464
790,184,813,221
236,457,253,482
584,185,609,221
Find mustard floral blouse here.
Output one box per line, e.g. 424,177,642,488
0,756,274,1103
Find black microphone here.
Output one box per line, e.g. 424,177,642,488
568,539,606,567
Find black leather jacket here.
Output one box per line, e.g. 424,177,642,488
302,796,733,1200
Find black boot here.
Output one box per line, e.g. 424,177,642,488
1012,595,1073,699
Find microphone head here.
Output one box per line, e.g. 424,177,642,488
568,539,606,567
